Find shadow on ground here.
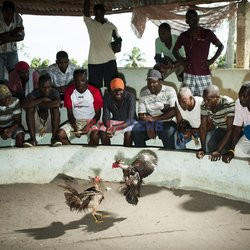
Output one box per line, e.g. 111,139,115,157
171,189,250,214
15,211,126,240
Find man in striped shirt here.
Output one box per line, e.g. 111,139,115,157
0,84,24,146
196,85,235,161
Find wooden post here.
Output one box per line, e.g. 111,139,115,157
236,0,250,68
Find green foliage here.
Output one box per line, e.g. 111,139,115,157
122,47,146,68
70,58,79,67
31,58,50,68
216,55,226,68
82,59,88,69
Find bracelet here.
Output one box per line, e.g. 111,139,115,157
228,149,234,155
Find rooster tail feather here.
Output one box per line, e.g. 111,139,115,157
58,184,79,196
124,185,139,205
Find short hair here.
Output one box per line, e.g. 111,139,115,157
203,84,220,97
56,51,68,60
186,9,198,18
178,87,192,98
94,4,105,12
73,69,87,79
39,74,51,87
239,81,250,95
159,23,171,31
2,1,15,12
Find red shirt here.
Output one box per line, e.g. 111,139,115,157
64,83,103,111
175,27,222,75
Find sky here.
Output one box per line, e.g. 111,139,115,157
18,13,229,68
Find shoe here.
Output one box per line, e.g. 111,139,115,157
51,138,62,147
23,139,37,147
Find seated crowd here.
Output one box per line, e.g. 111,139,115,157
0,56,249,165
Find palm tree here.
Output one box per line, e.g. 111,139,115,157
122,47,146,68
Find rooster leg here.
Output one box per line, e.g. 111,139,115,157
92,209,103,223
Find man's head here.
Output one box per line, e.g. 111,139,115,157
186,9,199,29
73,69,88,94
158,23,171,43
94,4,105,22
15,61,30,83
178,87,194,111
38,74,52,97
147,69,162,95
56,51,69,74
0,84,12,106
2,1,15,24
239,81,250,111
203,85,220,111
110,78,125,101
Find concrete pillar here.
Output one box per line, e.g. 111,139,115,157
236,0,250,68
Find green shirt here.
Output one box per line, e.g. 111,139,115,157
155,34,185,62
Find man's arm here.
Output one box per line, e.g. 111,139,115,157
207,42,224,67
22,96,60,109
67,108,78,132
83,0,90,17
196,115,208,159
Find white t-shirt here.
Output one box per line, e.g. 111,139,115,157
70,89,95,120
233,99,250,127
84,16,119,64
176,96,203,128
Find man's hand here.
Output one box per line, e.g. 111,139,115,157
106,126,116,138
196,150,205,159
209,151,221,161
222,151,234,164
1,127,13,140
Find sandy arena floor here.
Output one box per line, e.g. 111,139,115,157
1,174,250,250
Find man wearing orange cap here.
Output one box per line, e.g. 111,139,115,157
99,77,136,146
0,84,24,147
8,61,39,100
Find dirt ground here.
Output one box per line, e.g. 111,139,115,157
1,174,250,250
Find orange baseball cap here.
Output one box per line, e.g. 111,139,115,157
110,78,125,91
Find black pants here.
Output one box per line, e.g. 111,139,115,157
88,60,118,90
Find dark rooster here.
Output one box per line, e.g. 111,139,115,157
58,176,105,223
112,150,157,205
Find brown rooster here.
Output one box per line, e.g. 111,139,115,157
112,150,158,205
58,176,105,223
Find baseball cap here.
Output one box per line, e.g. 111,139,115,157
147,69,162,81
110,78,125,91
0,84,11,100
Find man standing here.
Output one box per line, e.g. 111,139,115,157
196,85,235,161
56,69,103,145
83,0,121,90
173,9,223,96
47,51,77,99
0,1,24,80
0,84,24,147
8,61,39,100
22,74,61,147
222,82,250,164
100,78,136,147
132,69,177,148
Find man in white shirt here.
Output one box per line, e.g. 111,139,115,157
175,87,203,149
0,1,24,80
83,0,121,90
222,82,250,164
47,51,77,99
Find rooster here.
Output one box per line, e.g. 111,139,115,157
58,176,105,223
112,150,157,205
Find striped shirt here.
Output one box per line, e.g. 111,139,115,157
0,97,21,128
201,95,235,129
103,91,136,123
138,85,177,117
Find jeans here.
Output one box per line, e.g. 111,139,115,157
0,51,19,80
132,121,176,149
174,131,199,150
205,128,230,154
